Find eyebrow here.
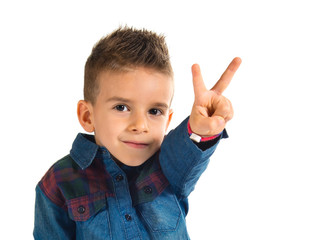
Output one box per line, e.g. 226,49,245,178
106,96,169,109
106,96,131,103
152,102,169,110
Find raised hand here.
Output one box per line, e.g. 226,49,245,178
189,57,242,137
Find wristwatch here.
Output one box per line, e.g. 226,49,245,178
189,132,202,143
187,121,220,143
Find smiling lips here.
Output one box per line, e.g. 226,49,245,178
123,141,149,149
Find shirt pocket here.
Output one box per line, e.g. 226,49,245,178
66,192,112,239
66,191,107,222
136,187,182,232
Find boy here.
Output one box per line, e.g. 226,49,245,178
33,26,241,239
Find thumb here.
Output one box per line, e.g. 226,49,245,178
190,113,226,136
204,116,226,136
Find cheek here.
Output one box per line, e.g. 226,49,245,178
95,109,119,129
152,120,169,140
104,121,125,138
94,114,123,139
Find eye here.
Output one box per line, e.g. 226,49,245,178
114,105,128,112
149,108,162,116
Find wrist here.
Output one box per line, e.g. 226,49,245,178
187,121,220,143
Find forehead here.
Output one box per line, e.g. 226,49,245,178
97,67,174,104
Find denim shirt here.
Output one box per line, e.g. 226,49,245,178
33,117,227,240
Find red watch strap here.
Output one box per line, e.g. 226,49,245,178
187,121,220,142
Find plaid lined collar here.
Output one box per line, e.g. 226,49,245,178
67,133,169,207
70,133,100,170
40,133,169,218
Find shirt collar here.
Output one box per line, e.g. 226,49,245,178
70,133,100,170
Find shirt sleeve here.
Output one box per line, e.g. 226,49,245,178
33,185,76,240
159,116,228,200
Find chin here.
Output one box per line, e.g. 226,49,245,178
129,158,148,166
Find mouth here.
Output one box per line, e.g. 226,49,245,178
123,141,149,149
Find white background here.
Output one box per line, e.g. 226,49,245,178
1,0,327,239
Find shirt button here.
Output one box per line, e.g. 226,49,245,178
125,214,132,221
115,174,124,182
143,186,152,194
77,205,86,214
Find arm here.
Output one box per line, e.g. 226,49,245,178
160,58,241,200
160,117,227,199
33,185,76,240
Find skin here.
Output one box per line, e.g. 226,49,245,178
78,58,241,166
189,57,242,136
78,67,174,166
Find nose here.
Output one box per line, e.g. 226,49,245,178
128,112,149,133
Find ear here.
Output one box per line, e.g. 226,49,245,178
77,100,95,132
165,109,173,132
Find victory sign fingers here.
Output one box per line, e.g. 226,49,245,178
189,57,241,137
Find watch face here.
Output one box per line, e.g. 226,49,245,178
190,133,201,143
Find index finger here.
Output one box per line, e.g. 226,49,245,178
211,57,242,95
192,63,207,99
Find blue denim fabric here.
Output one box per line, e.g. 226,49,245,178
34,117,227,239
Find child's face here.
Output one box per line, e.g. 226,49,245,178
90,68,173,166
